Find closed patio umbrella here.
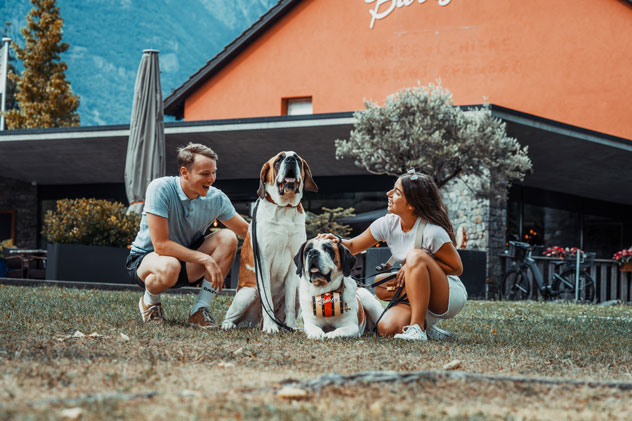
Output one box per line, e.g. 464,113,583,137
124,49,165,214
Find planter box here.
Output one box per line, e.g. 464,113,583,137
620,262,632,272
458,250,487,299
46,243,131,284
364,247,487,299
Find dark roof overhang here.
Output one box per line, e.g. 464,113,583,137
0,107,630,206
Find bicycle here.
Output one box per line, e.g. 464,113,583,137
501,241,596,303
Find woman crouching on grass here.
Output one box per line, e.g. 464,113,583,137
318,170,467,341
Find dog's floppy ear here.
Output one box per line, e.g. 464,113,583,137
294,241,307,277
301,158,318,193
257,161,271,198
337,242,357,277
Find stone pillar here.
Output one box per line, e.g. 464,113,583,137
0,176,38,248
442,178,507,299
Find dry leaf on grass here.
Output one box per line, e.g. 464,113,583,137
59,407,83,420
56,330,105,341
120,333,130,341
443,359,462,370
369,401,382,415
277,386,308,400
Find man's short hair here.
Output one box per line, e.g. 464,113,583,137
177,143,218,171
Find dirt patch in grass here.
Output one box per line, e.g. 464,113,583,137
0,285,631,419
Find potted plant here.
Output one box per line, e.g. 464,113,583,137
42,198,140,283
612,247,632,272
542,246,584,260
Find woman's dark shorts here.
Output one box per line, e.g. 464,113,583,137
126,235,205,289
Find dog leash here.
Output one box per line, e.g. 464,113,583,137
250,198,295,332
360,219,426,332
373,285,407,329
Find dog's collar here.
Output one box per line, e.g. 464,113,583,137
264,193,303,213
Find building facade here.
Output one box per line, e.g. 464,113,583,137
163,0,632,280
0,0,631,288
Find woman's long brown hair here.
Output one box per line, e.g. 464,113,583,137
400,173,456,244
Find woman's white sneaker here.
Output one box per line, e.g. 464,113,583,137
394,324,428,341
426,324,457,341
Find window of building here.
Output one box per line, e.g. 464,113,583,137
507,185,631,258
583,214,624,258
282,97,313,115
0,210,16,243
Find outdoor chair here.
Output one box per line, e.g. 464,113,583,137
3,247,26,278
27,252,47,279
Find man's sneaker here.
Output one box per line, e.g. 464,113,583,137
188,307,217,328
426,324,457,341
138,296,165,324
394,324,428,341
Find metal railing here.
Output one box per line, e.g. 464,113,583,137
501,254,631,303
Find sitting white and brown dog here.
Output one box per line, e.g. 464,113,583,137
222,151,317,333
294,238,384,339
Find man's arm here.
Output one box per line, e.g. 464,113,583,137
147,213,223,284
221,214,249,238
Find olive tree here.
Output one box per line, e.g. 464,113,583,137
334,83,532,200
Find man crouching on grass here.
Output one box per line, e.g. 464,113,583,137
126,143,249,327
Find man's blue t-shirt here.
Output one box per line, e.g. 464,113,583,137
130,176,236,254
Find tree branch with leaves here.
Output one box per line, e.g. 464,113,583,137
335,83,532,200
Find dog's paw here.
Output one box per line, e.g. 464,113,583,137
262,322,280,334
325,328,358,339
324,330,343,339
221,320,236,330
306,330,325,340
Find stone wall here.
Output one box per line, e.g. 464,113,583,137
0,176,38,248
442,178,507,298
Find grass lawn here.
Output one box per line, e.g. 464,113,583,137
0,284,631,420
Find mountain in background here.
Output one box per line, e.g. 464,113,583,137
1,0,278,126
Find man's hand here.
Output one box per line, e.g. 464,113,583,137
203,255,223,291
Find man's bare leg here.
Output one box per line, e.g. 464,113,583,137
187,229,238,327
136,254,181,323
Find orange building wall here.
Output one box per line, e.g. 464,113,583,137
185,0,632,139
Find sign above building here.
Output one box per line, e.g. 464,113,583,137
364,0,452,29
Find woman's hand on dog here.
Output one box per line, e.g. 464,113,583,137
316,233,340,243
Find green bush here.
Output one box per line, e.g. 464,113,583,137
0,239,15,259
305,207,355,239
42,198,141,248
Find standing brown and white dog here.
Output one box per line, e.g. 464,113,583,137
294,238,384,339
222,151,317,333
